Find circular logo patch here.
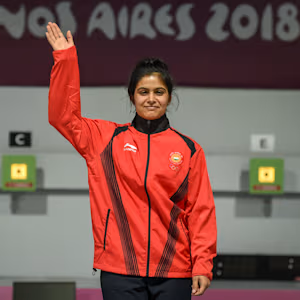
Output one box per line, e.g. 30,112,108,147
169,152,183,166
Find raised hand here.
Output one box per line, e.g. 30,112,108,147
45,22,74,51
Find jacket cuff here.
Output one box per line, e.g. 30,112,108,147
52,45,77,63
192,261,213,281
192,271,213,281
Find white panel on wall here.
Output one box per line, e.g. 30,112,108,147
1,87,300,155
0,195,94,278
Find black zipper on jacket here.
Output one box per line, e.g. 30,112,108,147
103,209,111,250
179,218,190,245
145,133,151,276
92,208,111,276
180,218,192,262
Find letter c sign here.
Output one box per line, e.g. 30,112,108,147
9,132,31,147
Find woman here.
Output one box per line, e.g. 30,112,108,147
46,22,217,299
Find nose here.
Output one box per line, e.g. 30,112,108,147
148,91,155,102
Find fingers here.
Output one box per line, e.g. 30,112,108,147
191,277,199,296
197,278,208,296
45,22,73,50
46,22,64,40
53,23,64,39
47,22,57,40
45,31,53,46
192,276,210,296
45,24,56,48
66,30,74,45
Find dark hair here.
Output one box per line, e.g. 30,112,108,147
128,57,174,104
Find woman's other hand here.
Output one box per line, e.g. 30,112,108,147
191,275,210,296
45,22,74,51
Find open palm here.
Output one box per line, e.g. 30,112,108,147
45,22,74,51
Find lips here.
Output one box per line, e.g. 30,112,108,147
145,106,158,110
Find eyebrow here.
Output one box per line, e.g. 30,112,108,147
137,87,167,91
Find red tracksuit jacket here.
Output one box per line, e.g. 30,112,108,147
48,46,217,280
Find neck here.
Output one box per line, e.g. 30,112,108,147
132,113,170,134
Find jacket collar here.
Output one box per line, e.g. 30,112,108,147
131,113,170,134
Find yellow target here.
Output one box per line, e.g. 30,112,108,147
11,164,28,180
258,167,275,183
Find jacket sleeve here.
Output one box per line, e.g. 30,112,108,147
48,46,117,159
186,146,217,280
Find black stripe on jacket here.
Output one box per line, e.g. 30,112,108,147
170,128,196,157
170,173,189,204
100,126,140,276
155,205,181,277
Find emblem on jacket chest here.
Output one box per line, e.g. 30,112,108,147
169,152,183,171
124,143,137,153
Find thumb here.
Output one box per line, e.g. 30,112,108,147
66,30,74,45
192,277,199,294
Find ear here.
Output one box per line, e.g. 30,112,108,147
130,95,135,104
168,95,172,105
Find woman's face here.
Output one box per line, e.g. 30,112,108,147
133,73,171,120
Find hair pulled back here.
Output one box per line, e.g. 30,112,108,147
128,57,174,104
